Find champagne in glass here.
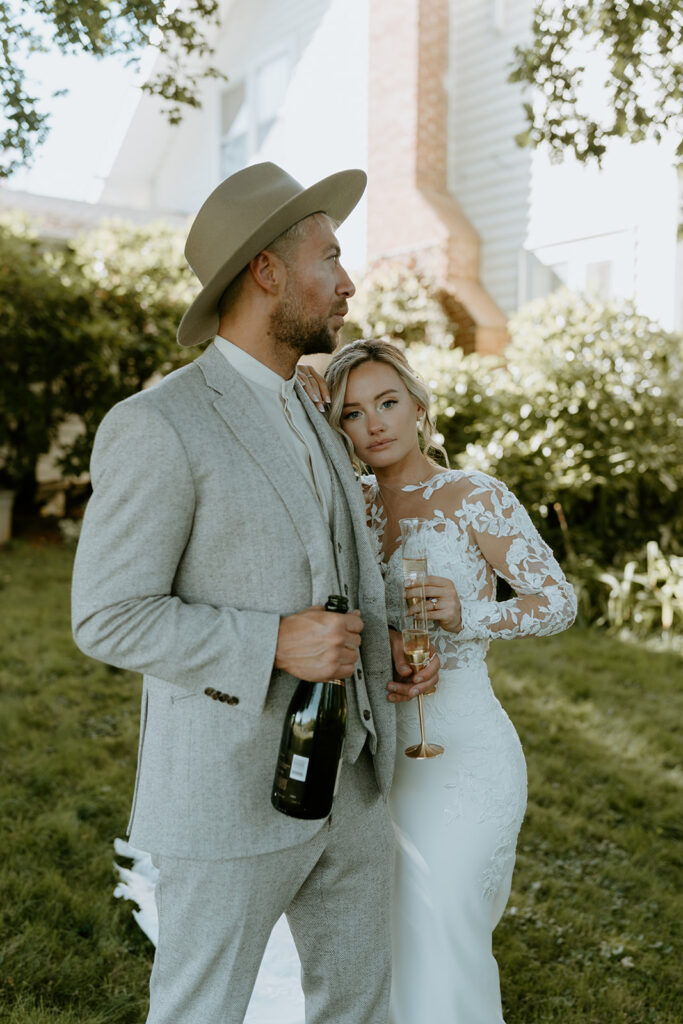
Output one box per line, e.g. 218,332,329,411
397,574,444,760
402,627,430,671
402,555,428,582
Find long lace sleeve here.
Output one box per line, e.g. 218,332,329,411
454,474,577,641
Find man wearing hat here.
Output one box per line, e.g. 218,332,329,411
72,162,438,1023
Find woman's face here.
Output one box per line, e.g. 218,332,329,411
340,360,422,469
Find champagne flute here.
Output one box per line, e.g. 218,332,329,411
398,520,444,760
399,516,433,690
399,517,428,591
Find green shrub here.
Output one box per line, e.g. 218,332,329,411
341,260,473,349
58,220,198,480
0,215,198,503
0,216,94,502
410,290,682,568
593,543,683,637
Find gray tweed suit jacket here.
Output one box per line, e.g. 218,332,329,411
72,343,395,859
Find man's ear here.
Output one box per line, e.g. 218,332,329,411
248,250,285,296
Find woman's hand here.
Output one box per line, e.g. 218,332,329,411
296,364,330,412
406,574,462,633
387,629,440,702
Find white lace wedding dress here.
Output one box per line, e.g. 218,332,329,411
364,469,577,1024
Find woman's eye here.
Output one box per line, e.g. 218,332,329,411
342,410,360,421
381,400,397,410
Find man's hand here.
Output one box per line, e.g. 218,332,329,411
275,606,363,681
386,629,440,703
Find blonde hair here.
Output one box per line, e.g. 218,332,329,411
325,339,449,473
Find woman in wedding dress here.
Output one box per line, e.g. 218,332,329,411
300,339,576,1024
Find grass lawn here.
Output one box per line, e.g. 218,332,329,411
1,539,681,1023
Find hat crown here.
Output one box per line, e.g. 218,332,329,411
185,163,305,285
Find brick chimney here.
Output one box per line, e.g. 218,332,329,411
367,0,508,354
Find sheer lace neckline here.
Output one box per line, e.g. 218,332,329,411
374,468,452,494
366,469,457,565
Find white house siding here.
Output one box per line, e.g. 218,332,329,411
447,0,535,317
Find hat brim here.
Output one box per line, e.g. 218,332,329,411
177,168,366,347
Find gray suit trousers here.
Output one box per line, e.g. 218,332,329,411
146,748,395,1024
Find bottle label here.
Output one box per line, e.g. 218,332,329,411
289,753,309,782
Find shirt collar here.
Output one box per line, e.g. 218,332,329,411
214,335,296,400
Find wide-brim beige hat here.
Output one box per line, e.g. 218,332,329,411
177,161,367,347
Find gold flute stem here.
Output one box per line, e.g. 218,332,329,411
416,694,427,746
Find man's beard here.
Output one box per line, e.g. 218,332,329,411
269,291,338,359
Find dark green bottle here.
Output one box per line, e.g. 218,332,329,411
271,595,349,819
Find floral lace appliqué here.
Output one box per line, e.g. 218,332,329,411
369,469,574,902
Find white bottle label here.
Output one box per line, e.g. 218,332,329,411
289,753,309,782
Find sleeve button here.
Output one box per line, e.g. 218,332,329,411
363,709,371,721
228,696,239,706
204,687,215,697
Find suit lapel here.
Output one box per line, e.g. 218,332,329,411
195,345,329,559
294,381,385,598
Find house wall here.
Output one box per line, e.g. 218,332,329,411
101,0,369,269
98,0,680,329
447,0,534,317
447,0,680,331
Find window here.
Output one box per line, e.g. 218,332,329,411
219,50,292,180
220,84,248,180
255,52,290,148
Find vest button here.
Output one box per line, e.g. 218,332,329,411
363,709,371,721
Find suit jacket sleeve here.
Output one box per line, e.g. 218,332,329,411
71,397,281,716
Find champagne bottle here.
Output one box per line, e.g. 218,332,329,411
271,595,349,820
